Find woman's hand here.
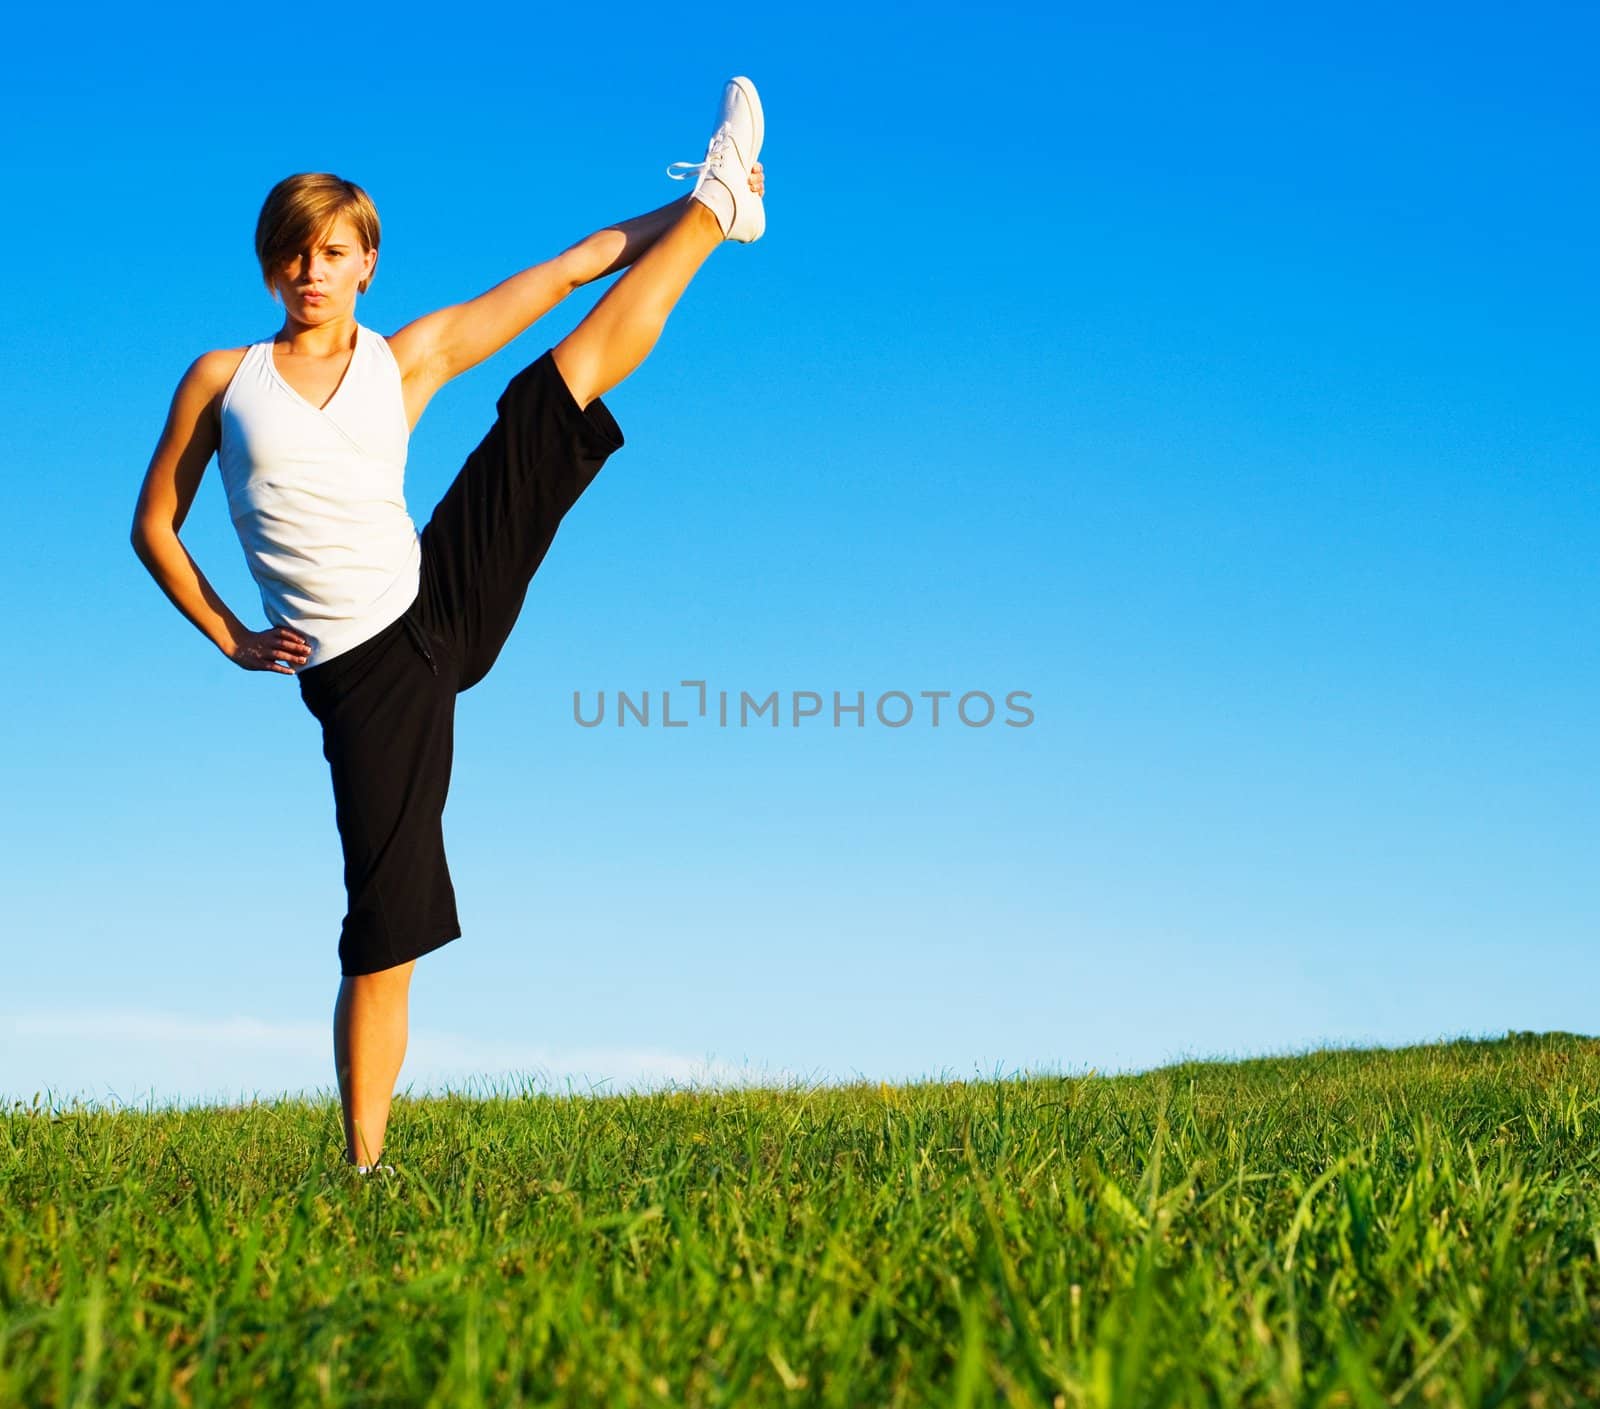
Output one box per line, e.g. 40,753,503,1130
230,626,312,674
749,161,764,196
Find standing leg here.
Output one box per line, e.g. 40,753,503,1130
333,959,417,1166
551,197,727,411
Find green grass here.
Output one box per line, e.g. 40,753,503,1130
3,1031,1599,1407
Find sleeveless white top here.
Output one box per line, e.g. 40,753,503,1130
217,323,421,668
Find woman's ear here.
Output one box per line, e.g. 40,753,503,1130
359,248,378,295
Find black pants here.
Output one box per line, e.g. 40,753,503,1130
296,349,624,976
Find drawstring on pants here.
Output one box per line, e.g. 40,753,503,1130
401,614,438,676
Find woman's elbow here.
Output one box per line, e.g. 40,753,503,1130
130,516,171,562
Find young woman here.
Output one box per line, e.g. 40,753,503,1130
129,77,767,1172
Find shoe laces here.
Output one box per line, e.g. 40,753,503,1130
667,127,732,182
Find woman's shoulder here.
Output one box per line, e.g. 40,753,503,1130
184,342,257,398
172,341,261,438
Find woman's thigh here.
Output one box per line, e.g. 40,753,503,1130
299,614,464,976
410,347,625,694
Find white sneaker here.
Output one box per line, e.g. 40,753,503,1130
666,75,765,243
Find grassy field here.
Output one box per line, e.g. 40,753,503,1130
3,1031,1598,1407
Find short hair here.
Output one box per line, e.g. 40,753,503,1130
254,173,381,301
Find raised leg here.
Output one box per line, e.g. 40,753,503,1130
551,197,726,410
333,959,417,1166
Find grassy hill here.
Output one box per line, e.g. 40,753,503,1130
3,1031,1597,1406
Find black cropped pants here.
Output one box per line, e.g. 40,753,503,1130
296,349,624,976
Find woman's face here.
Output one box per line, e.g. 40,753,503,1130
273,215,376,317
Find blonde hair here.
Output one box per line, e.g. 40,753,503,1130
254,172,381,301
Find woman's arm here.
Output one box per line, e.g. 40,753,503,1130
384,194,706,421
130,354,311,673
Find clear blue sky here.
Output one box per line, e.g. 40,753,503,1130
2,1,1595,1110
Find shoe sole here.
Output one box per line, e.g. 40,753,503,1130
728,75,764,167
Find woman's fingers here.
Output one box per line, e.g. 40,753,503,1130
232,625,310,673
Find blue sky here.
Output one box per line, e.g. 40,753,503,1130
2,1,1595,1110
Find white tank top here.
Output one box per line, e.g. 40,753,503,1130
217,322,422,668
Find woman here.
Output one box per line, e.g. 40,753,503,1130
129,77,767,1172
